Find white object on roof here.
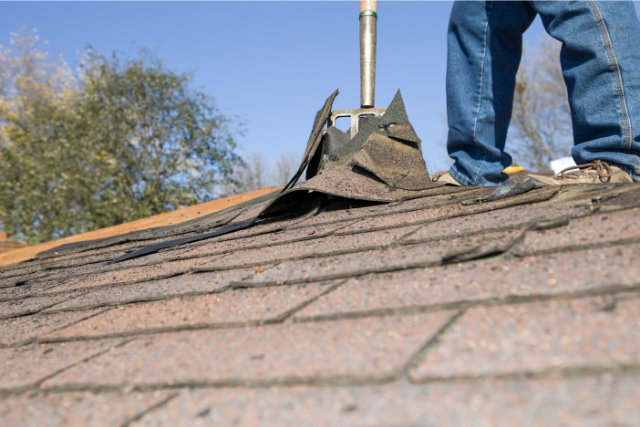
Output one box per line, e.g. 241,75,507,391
550,156,576,175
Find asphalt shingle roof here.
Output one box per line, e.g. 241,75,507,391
1,182,640,426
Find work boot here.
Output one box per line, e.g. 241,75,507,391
530,160,633,185
431,171,463,186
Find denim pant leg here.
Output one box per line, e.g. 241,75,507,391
446,1,536,186
531,1,640,180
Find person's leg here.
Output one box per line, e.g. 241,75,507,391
532,1,640,181
446,1,537,186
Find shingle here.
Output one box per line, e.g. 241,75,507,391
406,205,576,242
31,221,354,296
0,279,62,301
241,229,523,286
409,293,640,381
203,226,421,269
42,268,256,313
0,391,172,427
0,264,39,281
42,256,219,294
42,312,455,388
0,338,122,390
177,221,353,260
337,202,475,234
516,208,640,255
0,269,44,287
338,186,560,234
284,187,490,230
0,308,106,346
31,231,207,270
560,184,640,208
45,282,335,339
602,186,640,207
295,242,640,319
0,291,87,319
134,373,640,427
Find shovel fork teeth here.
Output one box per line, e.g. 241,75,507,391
328,107,387,140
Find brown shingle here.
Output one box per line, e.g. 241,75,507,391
241,229,523,286
43,268,257,313
0,291,87,319
0,308,106,346
43,312,455,388
0,391,174,427
0,338,122,390
409,293,640,381
203,226,421,269
516,207,640,255
45,282,336,339
134,373,640,427
295,242,640,320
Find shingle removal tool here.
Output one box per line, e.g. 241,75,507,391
328,0,386,139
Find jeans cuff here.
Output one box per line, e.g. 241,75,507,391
449,165,474,187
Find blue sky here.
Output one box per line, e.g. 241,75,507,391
2,1,639,173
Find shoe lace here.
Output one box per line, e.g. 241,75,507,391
558,160,612,183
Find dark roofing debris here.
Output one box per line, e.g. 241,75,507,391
104,90,572,267
107,90,454,264
1,92,640,425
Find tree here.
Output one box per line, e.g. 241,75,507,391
508,36,573,171
218,150,303,196
219,150,269,196
0,30,242,244
271,151,300,187
72,48,242,226
0,30,82,243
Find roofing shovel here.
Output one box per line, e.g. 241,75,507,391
329,0,386,138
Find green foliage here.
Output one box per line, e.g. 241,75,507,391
0,31,242,244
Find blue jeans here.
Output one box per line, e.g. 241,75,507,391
447,0,640,186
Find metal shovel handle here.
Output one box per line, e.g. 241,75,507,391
360,0,377,108
327,1,384,139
